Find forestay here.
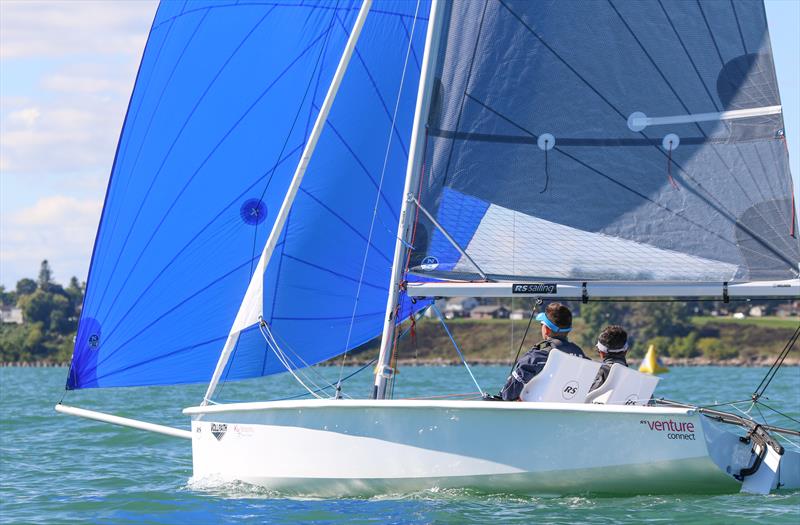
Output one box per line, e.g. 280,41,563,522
407,0,799,283
68,0,431,390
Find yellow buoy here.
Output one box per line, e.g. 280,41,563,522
639,344,669,375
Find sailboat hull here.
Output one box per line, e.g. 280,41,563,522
184,400,793,496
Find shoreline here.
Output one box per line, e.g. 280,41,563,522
4,357,798,368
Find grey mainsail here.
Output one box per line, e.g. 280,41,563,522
408,0,798,282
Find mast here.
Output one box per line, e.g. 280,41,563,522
203,0,374,405
373,0,447,400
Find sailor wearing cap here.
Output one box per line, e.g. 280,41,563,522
499,303,587,401
589,325,629,392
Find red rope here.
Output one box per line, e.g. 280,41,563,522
666,146,679,190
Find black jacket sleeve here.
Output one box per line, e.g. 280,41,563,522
500,348,550,401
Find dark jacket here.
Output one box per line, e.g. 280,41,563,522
500,337,587,401
589,353,629,392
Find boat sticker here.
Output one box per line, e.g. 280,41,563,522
561,381,579,400
240,198,267,226
640,419,696,440
420,256,439,271
88,334,100,349
232,424,254,438
210,423,227,441
512,283,557,294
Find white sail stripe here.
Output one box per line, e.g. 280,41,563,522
451,203,740,281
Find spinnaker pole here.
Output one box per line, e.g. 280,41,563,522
372,0,446,400
203,0,374,405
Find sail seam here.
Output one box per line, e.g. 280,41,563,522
92,6,282,317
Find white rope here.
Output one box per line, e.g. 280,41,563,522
264,321,354,400
260,322,332,395
775,432,800,453
339,0,424,386
258,322,325,399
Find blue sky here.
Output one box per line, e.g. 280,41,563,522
0,0,798,288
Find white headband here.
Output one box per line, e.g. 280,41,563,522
596,341,628,353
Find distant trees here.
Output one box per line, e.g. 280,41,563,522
16,278,36,296
0,261,84,363
578,302,694,357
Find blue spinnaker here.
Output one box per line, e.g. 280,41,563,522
68,0,430,389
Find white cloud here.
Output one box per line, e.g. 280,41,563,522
6,107,41,127
1,196,102,285
0,0,157,286
0,0,157,59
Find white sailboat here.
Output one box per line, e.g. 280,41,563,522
57,0,800,496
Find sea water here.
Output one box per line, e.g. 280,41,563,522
1,365,798,524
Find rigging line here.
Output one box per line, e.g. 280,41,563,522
754,403,769,428
264,317,352,388
250,0,342,277
91,6,282,316
508,300,538,377
752,324,799,402
96,145,303,342
273,357,378,401
398,16,422,71
258,322,325,398
699,398,759,409
261,321,333,393
775,433,800,453
463,93,746,253
264,328,342,394
432,304,484,395
339,0,424,388
441,0,490,188
752,324,799,397
756,401,800,427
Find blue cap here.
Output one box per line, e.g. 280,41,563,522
536,312,571,333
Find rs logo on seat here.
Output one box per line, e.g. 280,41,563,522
561,381,579,400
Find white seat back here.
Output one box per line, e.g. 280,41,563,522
519,349,602,403
584,363,660,405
